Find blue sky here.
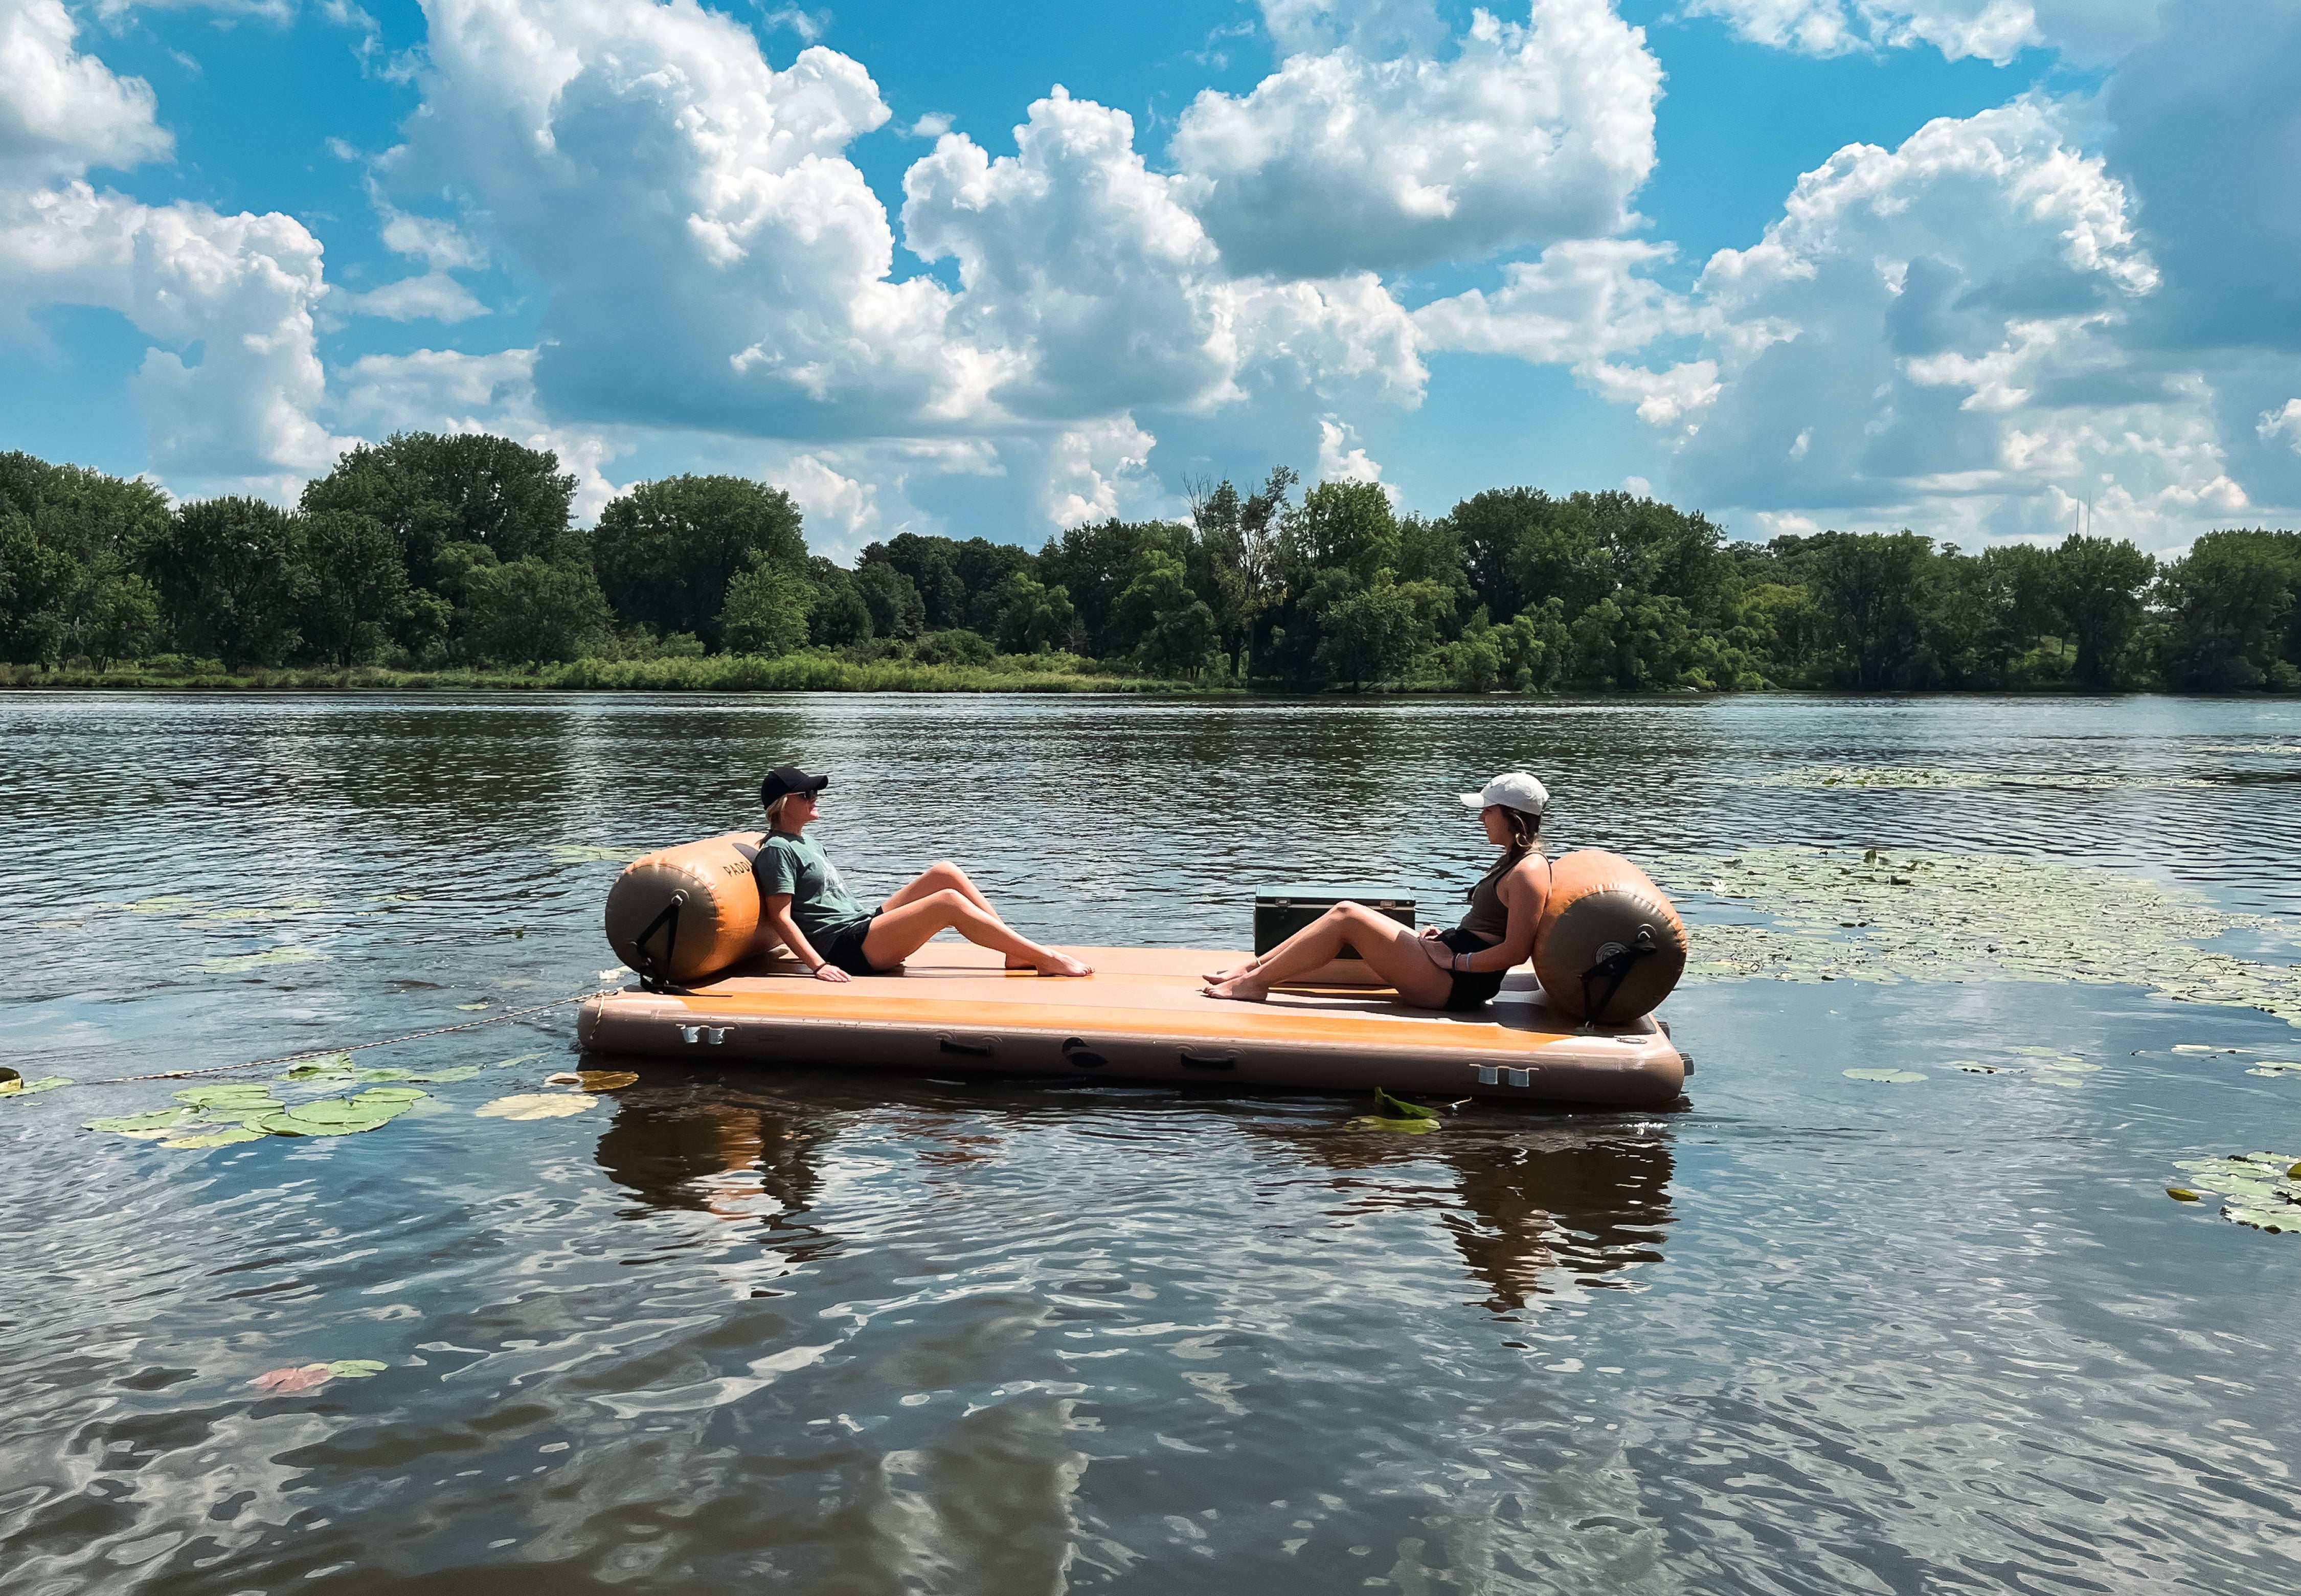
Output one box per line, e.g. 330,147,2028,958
2,1,2294,558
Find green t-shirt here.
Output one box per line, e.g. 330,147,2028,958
756,830,874,945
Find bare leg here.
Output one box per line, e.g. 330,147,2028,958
882,860,1003,919
862,888,1092,976
1207,911,1424,983
882,861,1042,966
1203,904,1454,1007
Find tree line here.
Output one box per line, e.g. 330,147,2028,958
3,433,2296,691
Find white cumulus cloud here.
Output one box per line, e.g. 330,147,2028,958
1655,99,2243,548
0,2,347,497
1171,0,1661,276
1682,2,2162,64
0,0,171,179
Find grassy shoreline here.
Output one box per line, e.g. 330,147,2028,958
0,656,1235,694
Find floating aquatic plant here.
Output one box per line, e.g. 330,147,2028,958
476,1092,597,1120
252,1359,388,1393
1759,766,2215,791
87,1087,428,1146
1345,1087,1445,1133
548,1070,640,1090
0,1068,70,1097
548,844,641,863
2162,1150,2301,1233
1653,846,2301,1026
2247,1062,2301,1078
202,947,330,975
1843,1068,1927,1084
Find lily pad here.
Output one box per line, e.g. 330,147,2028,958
351,1087,428,1104
253,1095,410,1136
252,1363,335,1392
578,1070,641,1091
173,1085,284,1109
2225,1206,2301,1233
325,1359,387,1378
2247,1062,2301,1078
476,1092,597,1120
160,1127,266,1149
547,844,639,863
1844,1068,1928,1083
1346,1115,1439,1134
455,1002,492,1012
493,1052,547,1069
0,1074,72,1096
280,1053,355,1079
2165,1149,2301,1232
86,1108,195,1137
202,947,330,975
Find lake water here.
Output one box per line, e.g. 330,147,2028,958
4,691,2299,1594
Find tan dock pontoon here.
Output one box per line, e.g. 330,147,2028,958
578,940,1687,1107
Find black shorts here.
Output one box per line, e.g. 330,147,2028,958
820,911,882,975
1436,928,1505,1011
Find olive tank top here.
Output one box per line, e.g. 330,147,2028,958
1457,851,1521,945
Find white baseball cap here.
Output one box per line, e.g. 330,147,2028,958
1460,771,1550,815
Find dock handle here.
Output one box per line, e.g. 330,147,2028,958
633,892,685,994
1179,1050,1237,1072
938,1035,996,1059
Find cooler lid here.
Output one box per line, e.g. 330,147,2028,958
1255,883,1415,907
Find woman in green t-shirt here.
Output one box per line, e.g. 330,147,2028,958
754,765,1092,982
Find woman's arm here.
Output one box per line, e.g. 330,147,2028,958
1450,858,1550,974
761,894,849,984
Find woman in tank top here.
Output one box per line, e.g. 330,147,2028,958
1202,772,1552,1009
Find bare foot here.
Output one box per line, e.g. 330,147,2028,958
1201,977,1271,1002
1035,951,1093,977
1203,959,1259,983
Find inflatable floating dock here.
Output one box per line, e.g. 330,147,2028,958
577,941,1688,1107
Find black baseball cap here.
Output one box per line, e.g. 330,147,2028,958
760,765,830,808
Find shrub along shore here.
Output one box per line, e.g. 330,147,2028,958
6,432,2297,694
0,654,1216,693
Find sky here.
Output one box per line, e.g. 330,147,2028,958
3,0,2296,560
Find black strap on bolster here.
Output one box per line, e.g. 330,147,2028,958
1580,925,1658,1024
633,892,686,994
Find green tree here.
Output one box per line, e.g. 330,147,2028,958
2047,534,2156,689
593,476,807,650
147,498,311,668
459,558,614,664
0,454,173,667
720,551,815,657
1037,518,1189,656
1113,548,1224,677
1803,531,1936,689
2155,530,2301,691
1303,567,1452,687
864,533,968,631
1281,480,1398,588
301,510,414,665
1189,465,1295,678
991,573,1077,654
853,559,925,639
804,557,874,648
299,433,577,603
